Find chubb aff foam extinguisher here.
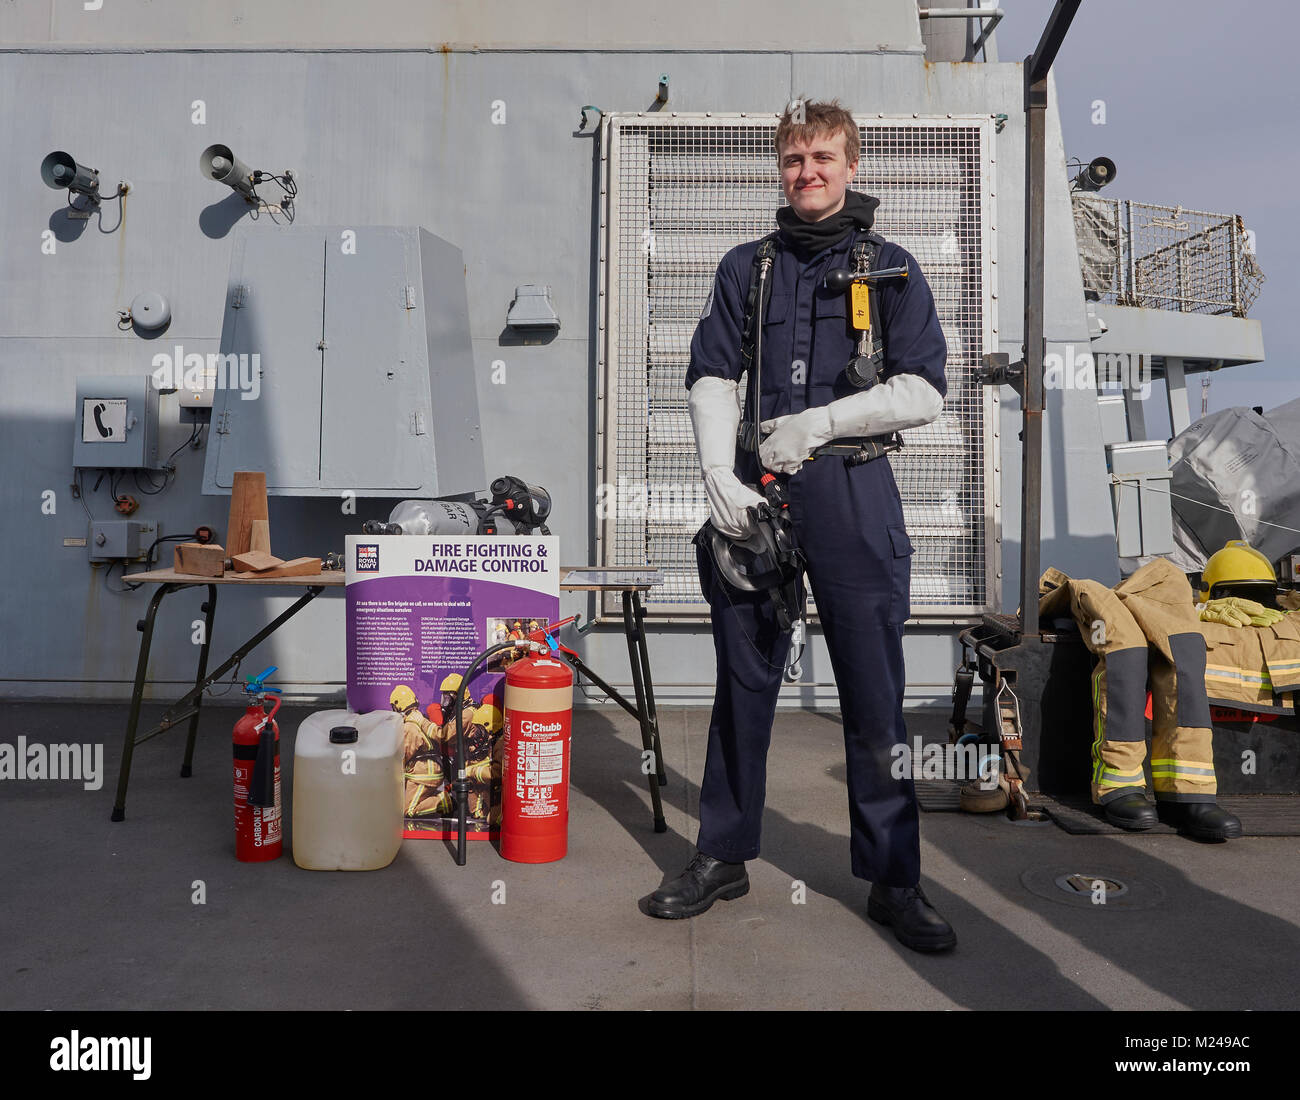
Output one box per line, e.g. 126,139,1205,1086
233,665,283,861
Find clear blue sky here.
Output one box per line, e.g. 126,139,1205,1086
996,0,1297,431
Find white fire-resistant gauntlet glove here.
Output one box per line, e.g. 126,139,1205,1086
758,373,944,475
688,375,766,539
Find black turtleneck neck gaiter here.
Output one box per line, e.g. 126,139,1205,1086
776,189,881,262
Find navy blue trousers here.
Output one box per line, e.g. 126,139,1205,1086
694,452,921,887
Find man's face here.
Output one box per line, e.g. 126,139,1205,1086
779,129,858,223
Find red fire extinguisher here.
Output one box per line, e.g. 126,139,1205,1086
233,665,283,862
500,652,574,863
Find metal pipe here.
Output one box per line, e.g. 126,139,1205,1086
1124,199,1137,306
918,6,1005,61
1019,0,1081,640
919,7,1004,16
1230,215,1242,316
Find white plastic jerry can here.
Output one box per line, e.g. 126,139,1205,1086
292,709,404,870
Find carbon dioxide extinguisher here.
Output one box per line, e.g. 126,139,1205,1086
233,665,283,862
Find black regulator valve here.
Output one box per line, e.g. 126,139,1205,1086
845,354,880,389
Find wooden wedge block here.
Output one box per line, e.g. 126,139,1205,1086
174,542,227,578
252,556,322,579
227,472,269,558
249,519,272,555
231,550,284,573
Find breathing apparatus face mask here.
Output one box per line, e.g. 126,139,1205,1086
704,511,793,593
698,505,805,634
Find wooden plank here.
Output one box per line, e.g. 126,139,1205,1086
249,519,272,555
252,556,322,579
231,550,284,573
226,472,268,558
174,542,227,578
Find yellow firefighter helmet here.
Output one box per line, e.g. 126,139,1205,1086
439,672,463,693
472,704,504,732
390,684,417,712
1199,540,1276,602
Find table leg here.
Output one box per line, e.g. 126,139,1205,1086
631,590,668,789
623,590,667,833
112,583,178,821
180,584,218,778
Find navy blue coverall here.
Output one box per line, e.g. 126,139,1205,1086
685,227,948,887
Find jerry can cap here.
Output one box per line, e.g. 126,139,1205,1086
329,725,359,744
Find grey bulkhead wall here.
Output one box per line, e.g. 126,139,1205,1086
0,0,1113,704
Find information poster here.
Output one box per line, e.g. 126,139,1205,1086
345,535,560,839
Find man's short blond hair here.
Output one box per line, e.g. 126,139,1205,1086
775,96,860,165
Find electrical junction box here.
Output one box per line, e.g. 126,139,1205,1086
1107,440,1173,558
177,364,216,425
177,362,217,409
202,225,485,498
73,376,162,470
88,520,160,563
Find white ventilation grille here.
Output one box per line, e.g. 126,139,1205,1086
598,115,999,621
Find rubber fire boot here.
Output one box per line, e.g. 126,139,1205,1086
1158,801,1243,840
647,851,749,919
1103,791,1159,831
867,883,957,953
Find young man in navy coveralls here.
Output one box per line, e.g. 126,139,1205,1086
647,99,956,952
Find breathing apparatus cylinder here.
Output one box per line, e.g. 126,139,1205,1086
361,476,553,536
371,498,483,536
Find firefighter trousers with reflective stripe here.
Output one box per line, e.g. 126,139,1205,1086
1039,558,1218,805
1114,558,1217,802
1039,569,1150,804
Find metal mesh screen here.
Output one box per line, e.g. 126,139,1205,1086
599,115,995,619
1072,194,1264,316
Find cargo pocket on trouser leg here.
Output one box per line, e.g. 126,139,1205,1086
886,524,912,627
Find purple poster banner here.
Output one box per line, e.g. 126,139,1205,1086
345,535,560,838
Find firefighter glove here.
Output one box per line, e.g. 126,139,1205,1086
1220,596,1284,627
758,406,835,474
1200,598,1257,628
689,376,765,539
759,373,944,475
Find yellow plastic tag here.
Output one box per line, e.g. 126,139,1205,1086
850,281,871,331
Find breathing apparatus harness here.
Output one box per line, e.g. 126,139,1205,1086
697,231,912,680
696,235,807,678
734,234,909,461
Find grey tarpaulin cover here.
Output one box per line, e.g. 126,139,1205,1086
1168,398,1300,567
1071,193,1119,300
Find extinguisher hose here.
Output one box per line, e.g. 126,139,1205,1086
452,639,550,866
248,694,282,808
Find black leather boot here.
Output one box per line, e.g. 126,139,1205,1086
867,883,957,953
647,851,749,919
1103,791,1159,831
1158,801,1243,840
